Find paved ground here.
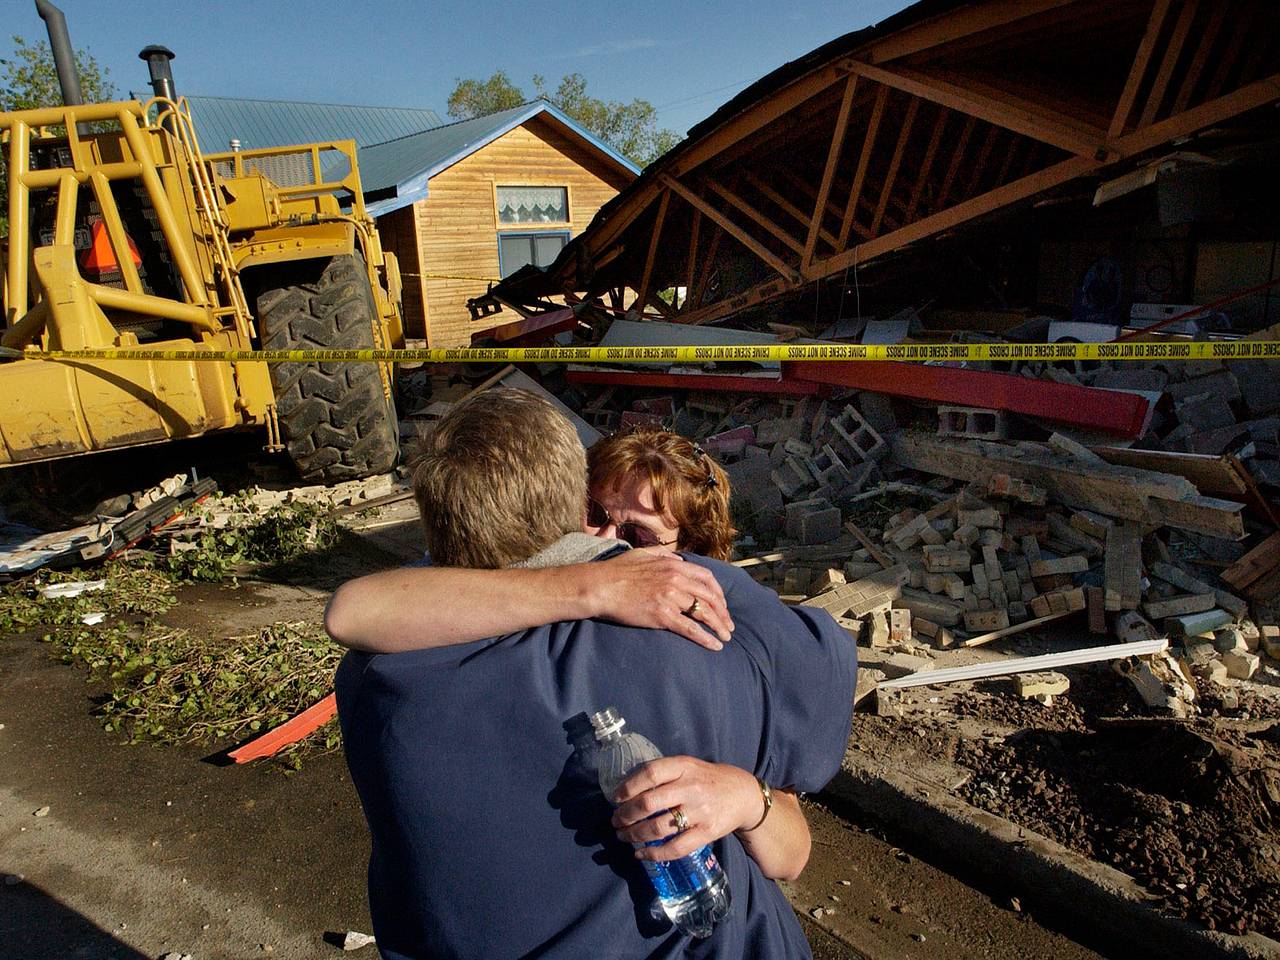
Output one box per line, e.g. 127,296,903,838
0,515,1110,959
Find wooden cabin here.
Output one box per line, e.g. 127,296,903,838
361,103,639,346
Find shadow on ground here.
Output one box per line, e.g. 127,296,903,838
0,876,148,960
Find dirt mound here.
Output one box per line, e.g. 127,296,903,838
960,718,1280,936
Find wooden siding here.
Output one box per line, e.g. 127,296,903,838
374,205,429,339
415,116,630,346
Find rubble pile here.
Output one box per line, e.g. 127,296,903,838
560,357,1279,720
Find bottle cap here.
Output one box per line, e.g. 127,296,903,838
588,706,625,741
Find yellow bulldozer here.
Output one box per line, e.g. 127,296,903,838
0,1,403,482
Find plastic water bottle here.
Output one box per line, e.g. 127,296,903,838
590,706,731,938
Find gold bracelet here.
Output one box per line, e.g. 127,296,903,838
738,777,773,833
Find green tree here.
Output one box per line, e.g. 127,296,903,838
446,71,525,121
1,35,116,234
447,71,680,167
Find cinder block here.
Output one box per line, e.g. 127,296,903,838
1175,395,1236,431
938,405,1009,441
799,507,842,545
831,405,888,463
783,438,815,458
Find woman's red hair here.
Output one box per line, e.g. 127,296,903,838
588,428,736,561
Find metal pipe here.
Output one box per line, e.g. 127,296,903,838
88,171,144,295
88,284,216,330
34,0,84,106
138,45,177,133
7,121,31,322
117,109,209,306
0,101,143,129
54,173,78,245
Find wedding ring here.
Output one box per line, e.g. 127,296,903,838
671,806,690,833
683,599,700,617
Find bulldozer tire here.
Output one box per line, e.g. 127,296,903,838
254,253,399,483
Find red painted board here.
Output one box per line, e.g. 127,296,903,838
782,361,1151,438
228,693,337,764
566,367,823,396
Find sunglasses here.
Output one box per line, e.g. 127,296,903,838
586,497,679,549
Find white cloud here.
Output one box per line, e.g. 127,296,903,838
573,38,659,57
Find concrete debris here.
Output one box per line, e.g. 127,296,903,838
342,931,378,951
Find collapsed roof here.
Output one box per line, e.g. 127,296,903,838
488,0,1280,323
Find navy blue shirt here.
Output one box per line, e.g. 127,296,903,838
336,554,856,960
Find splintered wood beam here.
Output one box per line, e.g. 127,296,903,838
965,124,1001,198
662,176,801,283
845,60,1105,157
805,74,859,267
685,209,701,294
1109,0,1174,136
635,189,670,310
870,97,918,237
837,84,889,250
743,172,842,250
1139,0,1199,127
705,177,805,255
865,0,1078,64
938,115,976,207
905,107,948,224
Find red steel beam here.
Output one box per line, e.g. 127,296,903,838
566,367,824,397
783,361,1151,437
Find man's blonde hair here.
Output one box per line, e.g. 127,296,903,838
410,388,586,568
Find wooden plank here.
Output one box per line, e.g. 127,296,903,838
1091,447,1248,498
870,97,918,237
844,519,894,570
938,115,976,207
837,85,890,250
661,175,800,282
962,611,1074,648
964,124,1001,199
804,74,859,266
890,435,1246,540
635,189,670,310
1104,522,1144,612
1138,0,1199,127
1172,2,1225,112
847,60,1104,157
706,178,805,255
1221,531,1280,592
684,208,701,295
865,0,1078,65
1109,0,1173,136
743,172,842,250
905,106,947,222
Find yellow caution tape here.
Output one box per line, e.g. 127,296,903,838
11,340,1280,364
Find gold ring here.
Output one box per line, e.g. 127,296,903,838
671,806,690,833
683,599,700,617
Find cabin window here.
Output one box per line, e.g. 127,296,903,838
496,185,569,224
498,231,570,277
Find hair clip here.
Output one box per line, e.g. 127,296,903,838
689,442,718,488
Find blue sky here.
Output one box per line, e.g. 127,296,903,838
2,0,914,135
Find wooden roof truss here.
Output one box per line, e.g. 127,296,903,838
530,0,1280,325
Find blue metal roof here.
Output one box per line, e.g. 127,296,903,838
139,93,444,152
360,101,641,217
